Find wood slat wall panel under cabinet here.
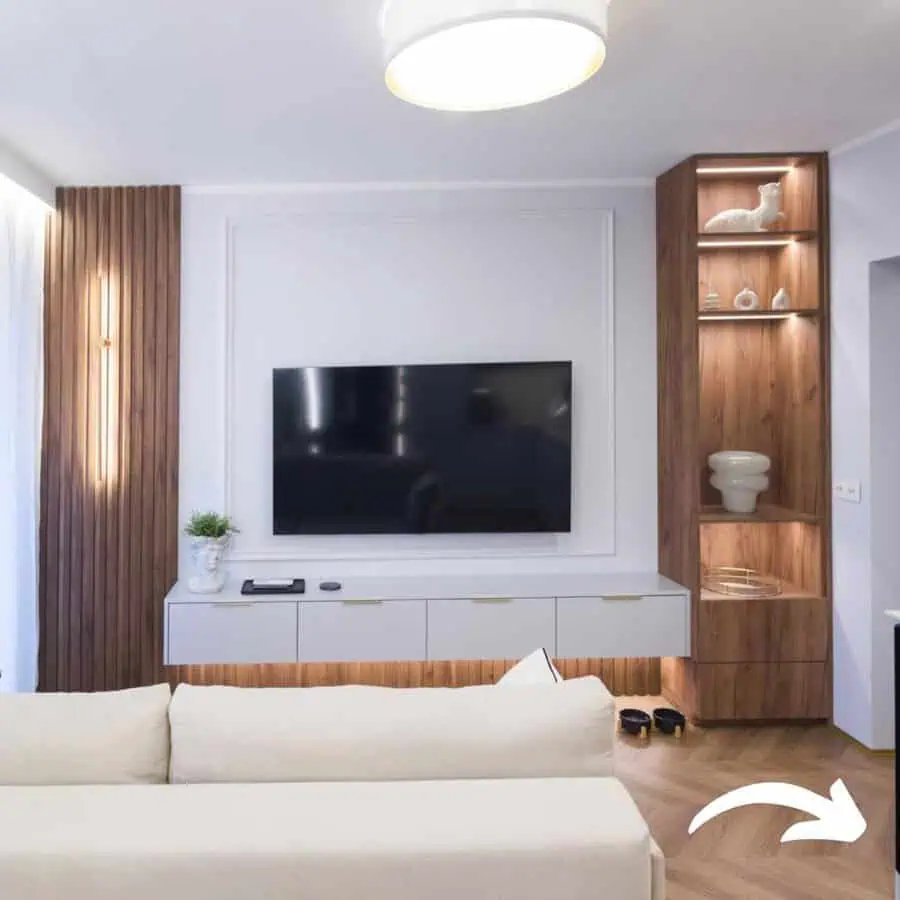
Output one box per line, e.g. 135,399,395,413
39,186,181,693
165,658,662,695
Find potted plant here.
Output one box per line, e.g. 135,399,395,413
184,512,238,594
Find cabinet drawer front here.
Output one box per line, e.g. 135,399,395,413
427,598,555,661
697,595,829,663
167,602,298,665
298,600,426,663
695,662,831,721
556,595,690,659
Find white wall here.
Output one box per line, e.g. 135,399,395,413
831,125,900,749
180,183,657,581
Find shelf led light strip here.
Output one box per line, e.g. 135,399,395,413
697,166,795,176
698,238,796,249
699,313,799,322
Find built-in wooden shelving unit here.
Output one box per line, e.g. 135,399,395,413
657,153,831,723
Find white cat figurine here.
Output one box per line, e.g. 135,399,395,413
703,183,785,233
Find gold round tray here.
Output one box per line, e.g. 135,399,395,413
702,566,782,599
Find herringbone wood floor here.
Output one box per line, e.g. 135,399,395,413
615,699,894,899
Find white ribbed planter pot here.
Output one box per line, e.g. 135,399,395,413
708,452,772,514
380,0,610,111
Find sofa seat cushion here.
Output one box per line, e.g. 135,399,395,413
0,777,659,900
169,676,615,784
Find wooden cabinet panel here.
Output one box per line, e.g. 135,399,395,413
427,598,555,661
697,595,829,663
557,595,690,659
167,601,298,665
694,661,830,721
299,600,426,663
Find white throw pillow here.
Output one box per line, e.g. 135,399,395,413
0,683,172,785
497,648,562,685
169,676,615,784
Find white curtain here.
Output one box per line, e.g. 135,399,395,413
0,178,47,693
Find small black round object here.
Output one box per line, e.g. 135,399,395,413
619,708,652,736
653,708,687,735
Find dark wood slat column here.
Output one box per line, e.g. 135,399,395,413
39,186,181,692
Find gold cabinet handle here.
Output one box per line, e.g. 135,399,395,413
342,599,384,606
209,601,257,609
472,597,514,605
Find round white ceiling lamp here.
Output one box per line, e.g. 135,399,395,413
380,0,610,112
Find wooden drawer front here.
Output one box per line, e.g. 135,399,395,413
427,598,555,661
298,600,426,663
697,596,829,663
695,662,831,721
167,601,298,665
557,595,690,659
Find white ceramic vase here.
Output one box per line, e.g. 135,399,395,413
188,536,229,594
708,451,771,513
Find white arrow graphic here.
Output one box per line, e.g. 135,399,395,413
689,779,867,844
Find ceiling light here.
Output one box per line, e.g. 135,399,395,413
380,0,610,112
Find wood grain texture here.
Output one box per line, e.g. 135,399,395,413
693,661,830,721
697,165,818,233
698,322,777,506
617,699,892,900
701,522,823,595
39,186,181,693
697,596,829,663
657,159,702,717
166,657,662,695
699,318,822,518
659,153,831,722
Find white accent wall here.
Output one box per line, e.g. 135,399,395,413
180,184,657,581
831,126,900,750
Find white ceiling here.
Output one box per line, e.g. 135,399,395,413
1,0,899,186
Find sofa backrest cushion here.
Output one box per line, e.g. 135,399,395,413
0,684,171,785
168,676,615,784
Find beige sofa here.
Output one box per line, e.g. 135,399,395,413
0,677,665,900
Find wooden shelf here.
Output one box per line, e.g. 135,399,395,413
698,309,819,321
700,504,821,525
697,231,816,248
701,578,820,603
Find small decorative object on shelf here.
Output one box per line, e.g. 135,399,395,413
703,182,784,233
733,286,761,311
701,281,721,310
708,450,771,513
184,511,239,594
771,287,791,311
702,565,783,599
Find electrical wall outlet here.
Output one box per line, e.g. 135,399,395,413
834,480,862,503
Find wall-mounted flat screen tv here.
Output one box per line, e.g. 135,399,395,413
273,361,572,535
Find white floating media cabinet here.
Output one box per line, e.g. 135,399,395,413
164,572,691,666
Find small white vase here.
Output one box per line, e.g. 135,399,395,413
771,287,791,311
734,287,761,311
708,451,771,513
188,536,229,594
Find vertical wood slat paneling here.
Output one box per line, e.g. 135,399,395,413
167,658,662,696
39,186,181,693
